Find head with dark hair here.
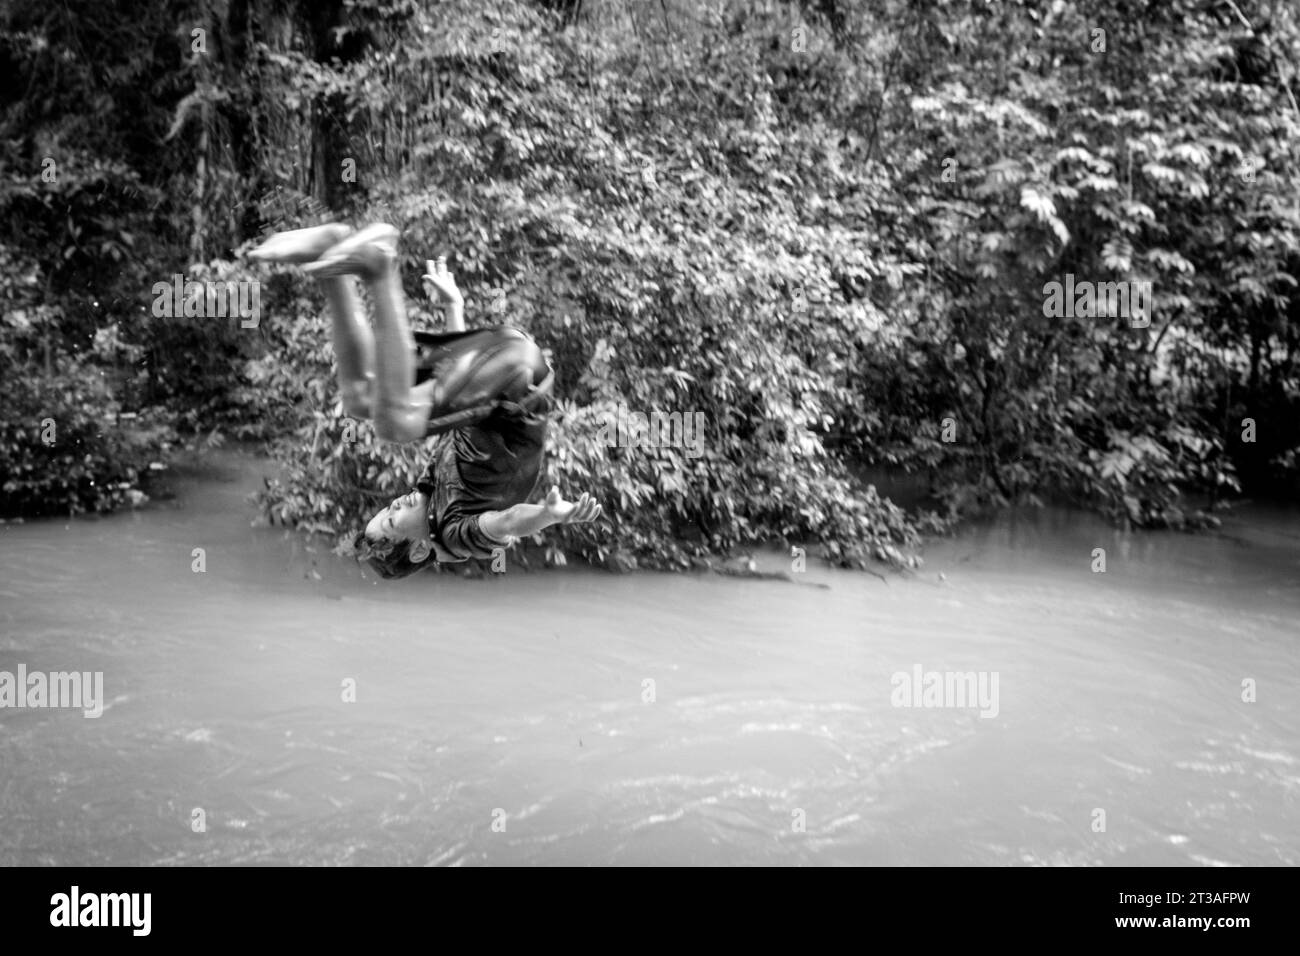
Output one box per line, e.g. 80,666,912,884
354,490,437,580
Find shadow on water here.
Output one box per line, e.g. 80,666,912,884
1,448,1297,865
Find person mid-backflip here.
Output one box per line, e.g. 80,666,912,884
248,222,602,579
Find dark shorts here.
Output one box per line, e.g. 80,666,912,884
412,326,552,437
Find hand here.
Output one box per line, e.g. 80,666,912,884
422,255,464,306
542,485,602,524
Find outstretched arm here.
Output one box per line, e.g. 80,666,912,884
479,487,603,540
423,256,465,333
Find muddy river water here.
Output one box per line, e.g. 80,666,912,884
1,450,1296,865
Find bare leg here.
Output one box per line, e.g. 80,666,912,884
249,223,375,418
320,277,375,418
368,260,416,419
306,224,430,441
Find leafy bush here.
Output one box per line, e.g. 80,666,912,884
0,246,177,516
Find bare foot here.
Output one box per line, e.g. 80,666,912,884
248,224,354,264
303,224,401,280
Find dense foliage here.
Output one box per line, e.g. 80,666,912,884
3,0,1298,567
